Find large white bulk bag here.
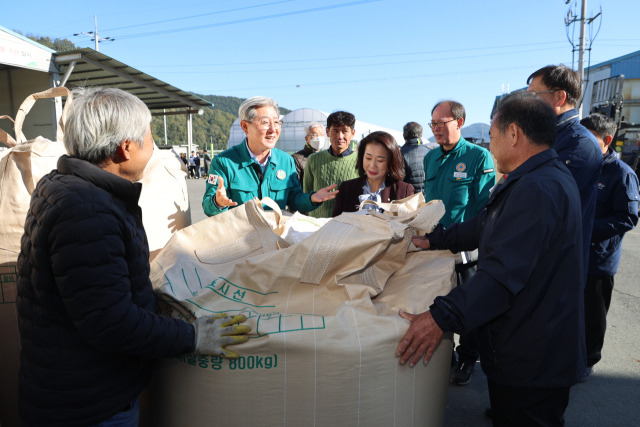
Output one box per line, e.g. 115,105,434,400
145,197,456,426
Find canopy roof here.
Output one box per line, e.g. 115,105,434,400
54,48,211,114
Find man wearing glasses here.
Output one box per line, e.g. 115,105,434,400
423,100,495,227
527,66,602,302
202,96,337,216
422,100,495,386
398,91,585,427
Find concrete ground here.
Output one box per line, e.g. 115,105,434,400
187,177,640,426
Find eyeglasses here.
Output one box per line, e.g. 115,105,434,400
528,89,561,96
428,119,457,129
307,133,322,138
249,118,283,130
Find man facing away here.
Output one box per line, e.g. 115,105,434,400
293,122,326,184
579,113,639,378
397,91,586,426
203,149,212,179
304,111,360,218
401,121,430,194
422,100,496,386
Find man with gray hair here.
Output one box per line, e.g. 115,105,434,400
399,91,585,425
203,96,337,216
400,121,429,194
17,87,251,426
293,122,326,184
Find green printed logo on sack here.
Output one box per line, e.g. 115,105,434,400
178,353,279,371
0,266,17,304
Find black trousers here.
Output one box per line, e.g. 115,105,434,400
488,380,570,427
584,275,614,367
455,261,479,362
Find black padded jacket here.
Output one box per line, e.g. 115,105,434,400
401,137,430,194
17,156,195,426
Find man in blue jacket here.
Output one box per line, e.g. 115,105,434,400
580,113,639,377
397,92,585,426
527,65,602,279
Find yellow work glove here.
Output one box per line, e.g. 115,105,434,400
193,313,251,359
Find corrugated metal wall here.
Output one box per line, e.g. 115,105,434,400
611,52,640,79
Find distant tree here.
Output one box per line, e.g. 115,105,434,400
14,30,77,52
194,94,291,116
151,107,236,150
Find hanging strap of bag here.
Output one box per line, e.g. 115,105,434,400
14,86,72,144
0,115,17,148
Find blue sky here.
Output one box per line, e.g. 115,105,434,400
4,0,639,132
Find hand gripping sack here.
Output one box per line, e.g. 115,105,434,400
0,87,71,427
145,197,457,427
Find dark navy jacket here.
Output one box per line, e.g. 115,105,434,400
401,137,430,194
555,109,602,276
428,149,586,388
17,156,195,426
589,149,639,276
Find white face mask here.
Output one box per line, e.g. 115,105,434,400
308,136,326,150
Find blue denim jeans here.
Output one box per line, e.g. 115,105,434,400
90,398,139,427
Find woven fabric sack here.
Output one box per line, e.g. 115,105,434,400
144,197,456,426
0,87,71,427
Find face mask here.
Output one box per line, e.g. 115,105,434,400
309,136,325,150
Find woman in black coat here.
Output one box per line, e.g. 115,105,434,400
332,131,414,216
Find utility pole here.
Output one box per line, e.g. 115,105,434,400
577,0,587,85
163,109,168,145
564,0,601,111
74,15,114,51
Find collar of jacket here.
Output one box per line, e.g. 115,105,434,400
355,174,397,188
603,147,617,165
237,138,280,170
56,155,143,206
405,137,423,146
556,108,580,129
328,145,353,157
488,148,558,203
302,144,318,154
437,136,468,159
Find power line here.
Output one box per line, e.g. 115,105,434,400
142,45,569,75
111,0,382,40
209,64,542,94
101,0,294,32
136,41,569,69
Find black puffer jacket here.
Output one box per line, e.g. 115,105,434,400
401,137,431,194
17,156,195,427
292,144,316,183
